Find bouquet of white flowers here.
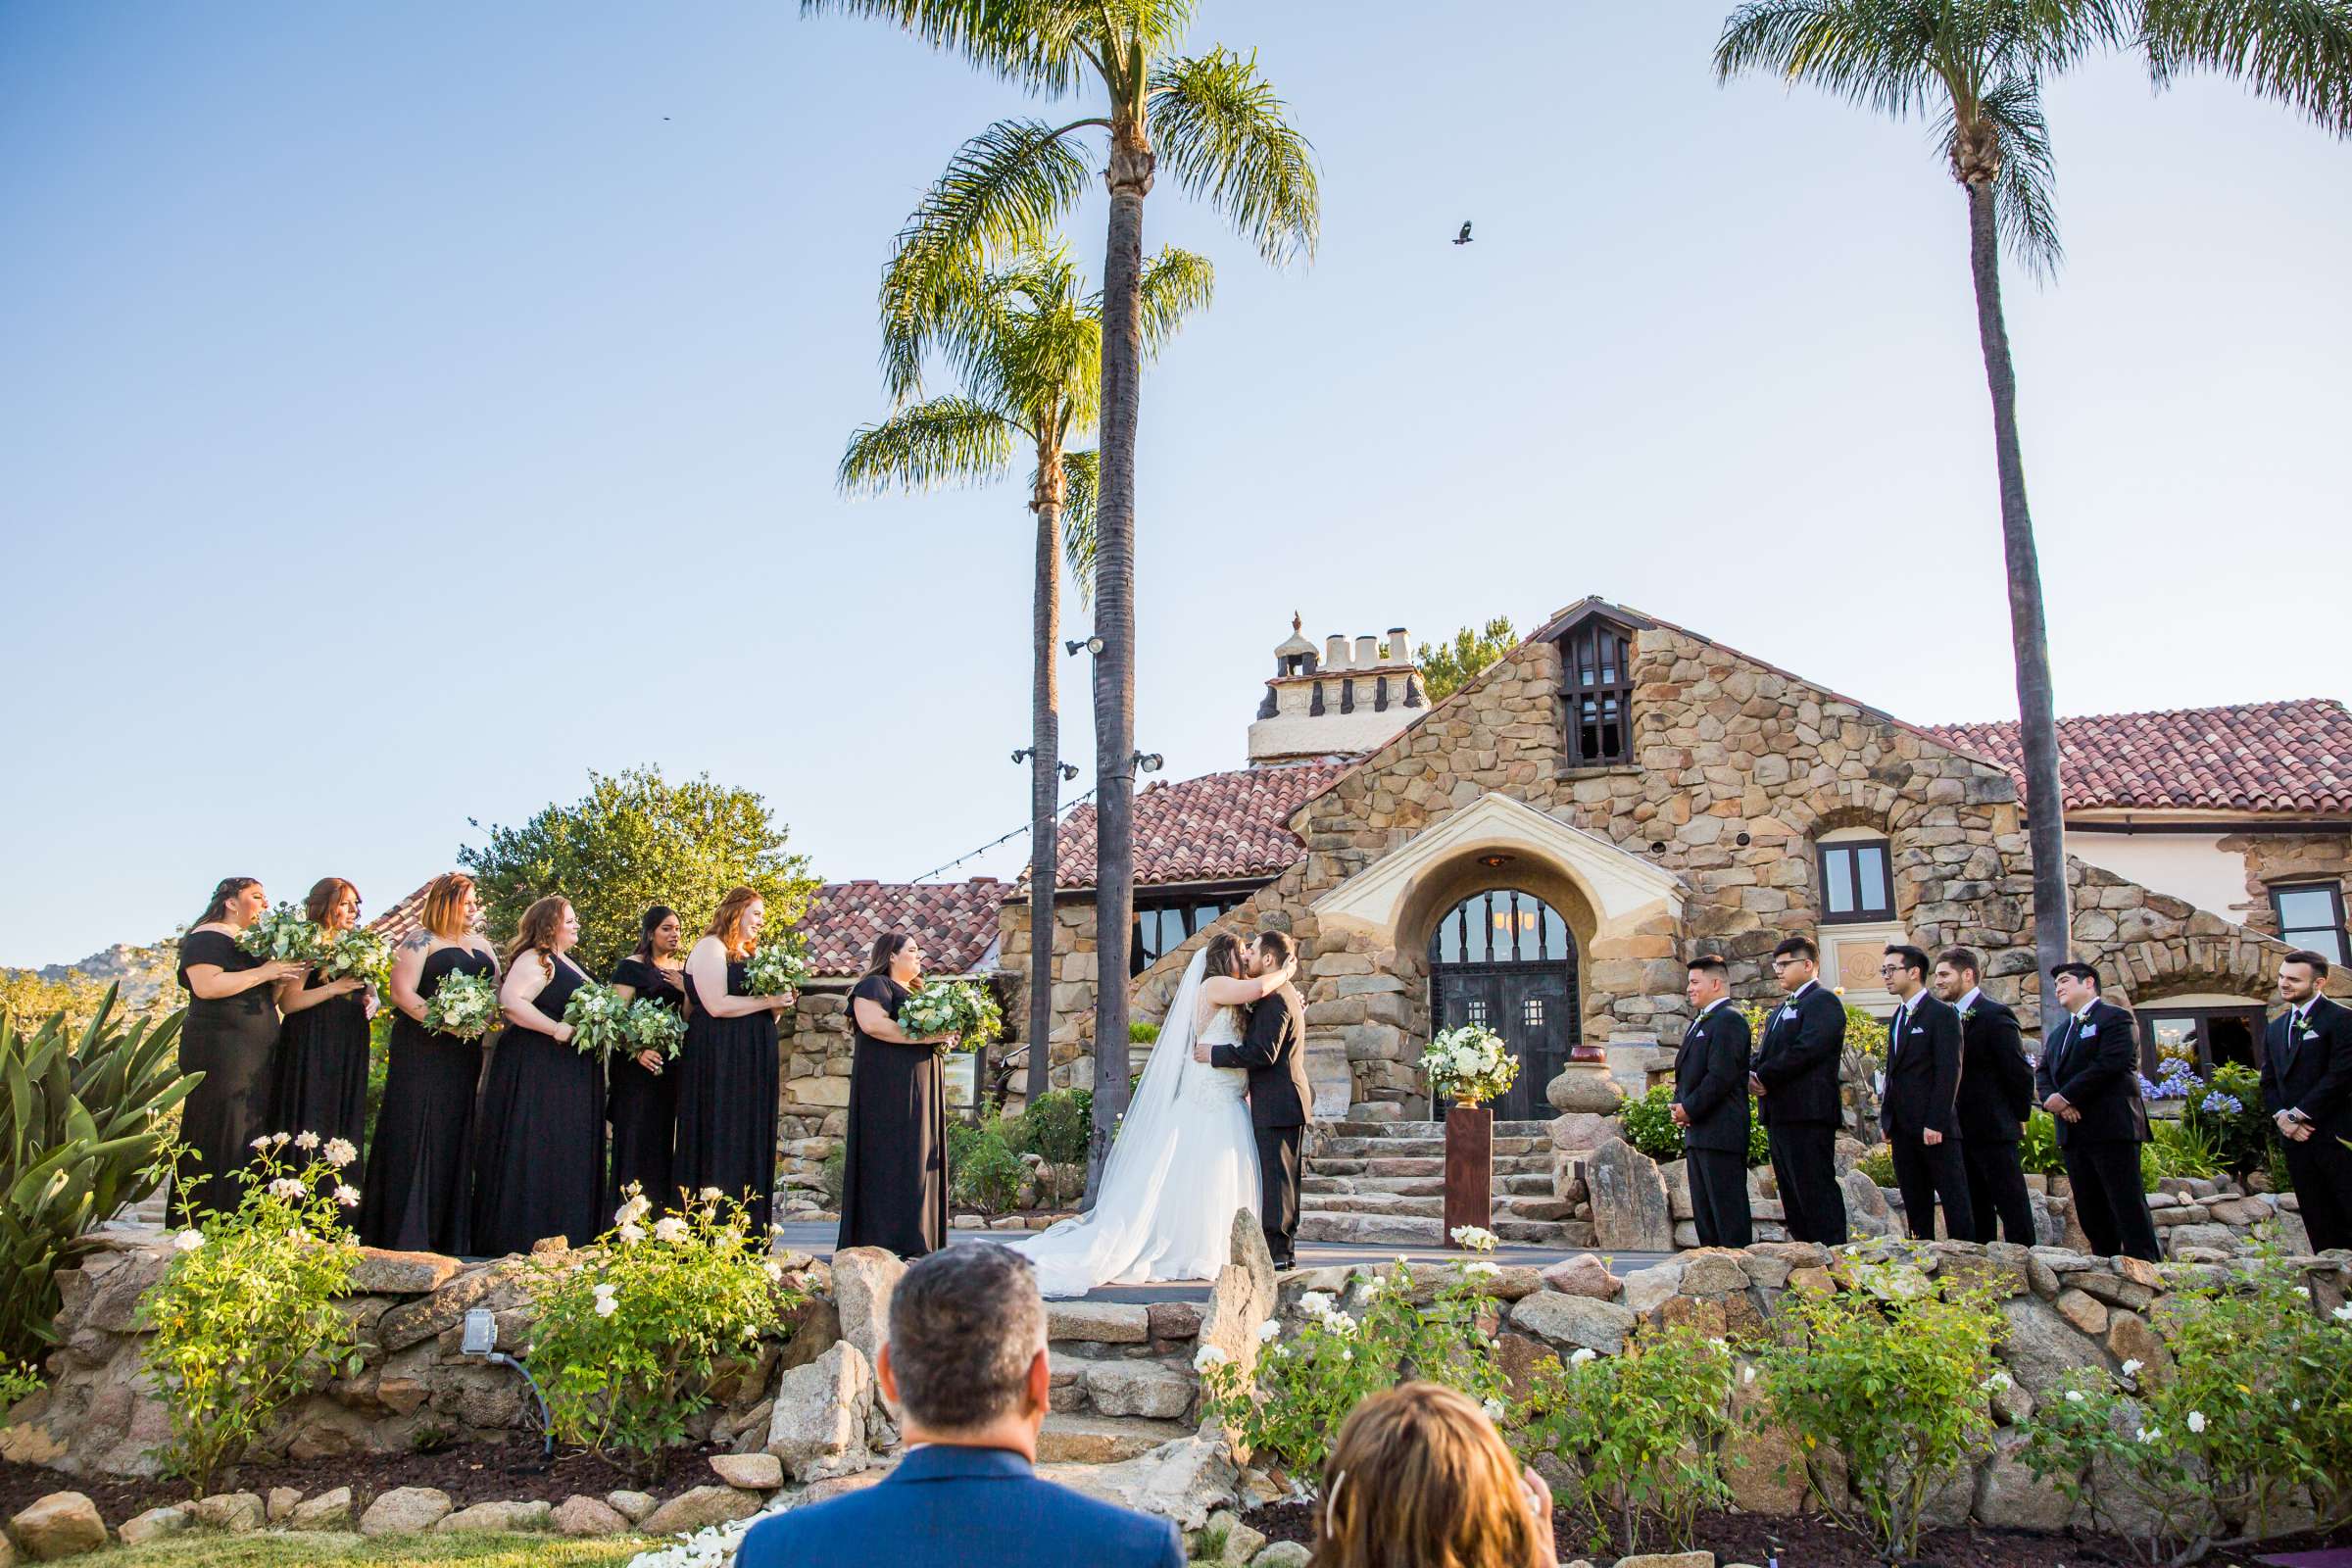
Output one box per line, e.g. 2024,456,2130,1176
237,903,322,965
1420,1023,1518,1107
743,937,810,998
563,982,687,1061
896,977,1003,1056
422,970,503,1041
315,926,392,990
622,998,687,1061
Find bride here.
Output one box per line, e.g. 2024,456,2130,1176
1010,932,1297,1298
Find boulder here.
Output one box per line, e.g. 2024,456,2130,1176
114,1506,186,1547
435,1500,550,1534
1839,1169,1895,1238
1049,1301,1152,1344
358,1487,453,1537
830,1247,907,1366
349,1248,465,1295
1548,1112,1618,1152
1997,1298,2106,1394
765,1341,877,1482
186,1492,265,1532
1540,1253,1622,1300
1253,1544,1312,1568
2053,1288,2110,1336
1586,1138,1674,1252
1660,1159,1694,1220
1041,1435,1238,1532
1545,1064,1624,1114
1197,1209,1279,1384
1974,1429,2077,1531
6,1493,107,1561
1676,1249,1750,1298
289,1488,353,1530
605,1491,659,1524
1620,1260,1686,1317
710,1452,784,1491
266,1487,302,1524
640,1486,764,1537
1200,1507,1266,1564
1722,1381,1806,1517
551,1495,630,1538
1613,1554,1715,1568
1087,1360,1195,1419
1508,1291,1637,1357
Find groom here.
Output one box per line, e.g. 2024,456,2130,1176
1196,931,1308,1268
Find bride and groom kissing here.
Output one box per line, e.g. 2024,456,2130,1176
1010,930,1308,1298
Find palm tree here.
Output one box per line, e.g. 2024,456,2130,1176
839,242,1214,1110
808,0,1319,1188
2137,0,2352,134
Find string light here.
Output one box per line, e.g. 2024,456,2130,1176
910,784,1099,884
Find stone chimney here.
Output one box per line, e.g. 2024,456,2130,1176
1250,612,1426,765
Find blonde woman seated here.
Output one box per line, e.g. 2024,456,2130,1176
1312,1382,1557,1568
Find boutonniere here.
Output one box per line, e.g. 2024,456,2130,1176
1960,1007,1978,1023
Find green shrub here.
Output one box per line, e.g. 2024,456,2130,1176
527,1187,794,1480
2017,1250,2352,1559
140,1139,366,1494
1617,1081,1767,1167
2146,1118,2221,1185
1011,1089,1093,1166
2020,1108,2065,1176
1200,1255,1507,1481
1129,1020,1159,1045
1751,1264,2005,1562
0,1361,41,1420
2,992,195,1367
1856,1143,1898,1189
1511,1324,1737,1558
949,1120,1025,1213
2181,1061,2274,1178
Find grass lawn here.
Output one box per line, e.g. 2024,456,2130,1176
104,1532,651,1568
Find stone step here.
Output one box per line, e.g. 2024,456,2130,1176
1037,1412,1194,1465
1306,1154,1552,1181
1296,1212,1581,1247
1323,1119,1553,1140
1302,1193,1581,1223
1312,1135,1547,1159
1046,1352,1197,1420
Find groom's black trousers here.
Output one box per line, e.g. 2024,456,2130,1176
1255,1123,1302,1265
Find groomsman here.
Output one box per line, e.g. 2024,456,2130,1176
1933,947,2037,1245
1877,944,1972,1241
2035,962,2160,1262
1671,956,1752,1247
1752,936,1848,1246
2262,950,2352,1254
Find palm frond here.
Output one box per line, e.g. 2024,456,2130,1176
878,119,1098,400
1714,0,1940,120
1057,448,1100,607
839,395,1018,496
1974,73,2066,276
1133,246,1215,358
800,0,1100,96
1148,47,1321,267
2140,0,2352,135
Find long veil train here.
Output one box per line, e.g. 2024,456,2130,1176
1008,948,1260,1298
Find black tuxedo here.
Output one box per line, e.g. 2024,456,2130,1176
2034,997,2158,1261
1753,981,1848,1245
1879,992,1972,1241
2261,995,2352,1252
1954,993,2036,1243
1211,983,1308,1265
1673,1001,1752,1247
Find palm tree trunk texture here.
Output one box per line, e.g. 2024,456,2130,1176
1026,469,1062,1105
1086,125,1154,1200
1966,178,2070,1036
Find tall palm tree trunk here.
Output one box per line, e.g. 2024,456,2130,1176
1086,122,1153,1200
1965,178,2070,1036
1026,466,1062,1106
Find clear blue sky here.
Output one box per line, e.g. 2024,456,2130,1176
4,3,2348,966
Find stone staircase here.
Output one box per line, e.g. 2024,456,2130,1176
1298,1119,1587,1247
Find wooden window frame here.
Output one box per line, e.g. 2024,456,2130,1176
2270,880,2349,965
1558,617,1635,766
1817,837,1895,925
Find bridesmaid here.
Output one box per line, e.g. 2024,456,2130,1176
606,906,686,1216
674,886,794,1234
173,877,310,1224
269,877,374,1171
471,897,605,1255
837,933,956,1259
359,872,496,1254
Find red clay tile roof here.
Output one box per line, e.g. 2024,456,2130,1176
1052,761,1355,890
1922,700,2352,813
367,884,482,947
799,879,1008,976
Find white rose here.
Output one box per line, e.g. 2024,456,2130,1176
334,1185,361,1208
324,1138,358,1167
2186,1411,2206,1434
1464,1261,1499,1278
2065,1391,2086,1403
250,1136,272,1152
1569,1348,1597,1366
654,1217,688,1244
1257,1319,1282,1343
700,1187,724,1202
2135,1426,2162,1445
268,1177,307,1201
1299,1292,1333,1315
1482,1397,1506,1421
2120,1358,2142,1376
617,1222,646,1246
294,1131,320,1151
764,1261,784,1283
173,1229,206,1251
2334,1303,2352,1323
593,1295,618,1318
1194,1346,1231,1372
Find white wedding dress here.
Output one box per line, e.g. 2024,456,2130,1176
1010,950,1261,1298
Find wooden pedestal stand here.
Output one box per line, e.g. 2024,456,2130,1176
1443,1102,1494,1244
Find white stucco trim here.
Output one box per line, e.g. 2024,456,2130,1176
1309,790,1686,943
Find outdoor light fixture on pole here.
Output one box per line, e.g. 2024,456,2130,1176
1132,751,1163,775
462,1308,553,1459
1010,747,1079,780
1064,634,1104,657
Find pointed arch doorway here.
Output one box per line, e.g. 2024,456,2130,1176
1428,888,1582,1123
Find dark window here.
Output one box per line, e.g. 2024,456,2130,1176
1522,997,1544,1030
2272,882,2348,966
1559,618,1635,764
1130,895,1245,976
1818,838,1894,924
1427,889,1570,965
1466,997,1489,1027
2142,1006,2264,1076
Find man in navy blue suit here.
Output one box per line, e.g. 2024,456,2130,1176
735,1244,1183,1568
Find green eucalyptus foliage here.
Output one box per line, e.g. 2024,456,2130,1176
459,765,817,974
1,990,195,1366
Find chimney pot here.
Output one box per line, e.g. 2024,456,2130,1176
1389,627,1410,663
1324,634,1348,670
1354,635,1377,667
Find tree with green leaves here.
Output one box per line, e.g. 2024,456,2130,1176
808,0,1319,1191
840,240,1213,1103
1713,0,2348,1029
1416,616,1519,705
458,766,817,974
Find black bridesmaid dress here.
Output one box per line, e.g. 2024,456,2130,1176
605,955,683,1215
471,956,606,1256
836,973,947,1258
172,929,281,1226
358,946,492,1254
673,956,780,1234
269,971,370,1165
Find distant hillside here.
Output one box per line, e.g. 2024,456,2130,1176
35,938,179,1007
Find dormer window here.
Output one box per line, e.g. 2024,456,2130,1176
1560,616,1634,764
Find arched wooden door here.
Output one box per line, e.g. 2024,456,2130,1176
1427,889,1582,1123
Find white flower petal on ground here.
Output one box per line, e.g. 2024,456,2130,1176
2120,1358,2143,1377
2135,1426,2162,1445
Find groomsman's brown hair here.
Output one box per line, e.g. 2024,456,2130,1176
1936,947,1984,982
1254,930,1294,967
2282,949,2331,978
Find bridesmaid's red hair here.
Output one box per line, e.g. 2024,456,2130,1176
708,886,765,958
418,873,475,941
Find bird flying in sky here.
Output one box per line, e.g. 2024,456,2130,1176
1454,221,1473,245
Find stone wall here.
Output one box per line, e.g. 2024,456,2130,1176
2224,829,2352,942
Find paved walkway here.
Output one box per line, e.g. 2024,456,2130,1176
774,1222,1667,1303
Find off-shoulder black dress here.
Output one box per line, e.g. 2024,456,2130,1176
606,955,683,1215
471,956,606,1256
172,929,280,1225
358,945,492,1254
674,957,779,1233
836,973,947,1258
269,969,370,1168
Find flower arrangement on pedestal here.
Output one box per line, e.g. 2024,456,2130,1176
1421,1023,1517,1106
